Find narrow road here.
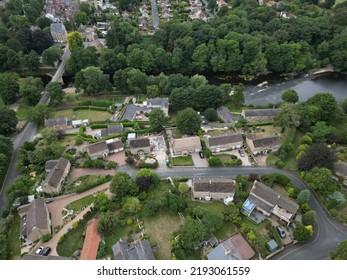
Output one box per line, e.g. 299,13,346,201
0,46,71,229
150,0,159,29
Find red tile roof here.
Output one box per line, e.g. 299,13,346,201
80,218,100,260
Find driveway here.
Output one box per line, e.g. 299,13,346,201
219,150,252,166
191,153,208,167
150,135,168,168
106,151,126,166
47,181,111,229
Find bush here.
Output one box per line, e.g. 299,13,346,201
106,161,117,169
73,106,89,110
275,160,285,168
91,100,113,107
302,210,317,226
42,234,52,242
121,121,138,127
75,137,83,146
178,176,189,182
90,124,108,129
208,157,223,167
329,208,338,217
89,106,108,111
297,190,310,205
78,100,91,106
204,148,212,158
300,203,310,213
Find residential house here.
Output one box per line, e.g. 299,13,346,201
18,198,51,243
246,134,281,155
86,141,109,160
205,133,243,153
79,25,97,42
44,117,68,131
207,233,255,260
42,158,71,194
334,160,347,185
112,239,155,260
80,218,100,260
280,11,296,19
129,138,151,155
72,119,89,127
192,178,236,203
100,124,124,137
96,22,110,30
106,139,124,153
145,98,169,116
241,109,279,122
242,180,299,224
171,136,201,156
50,23,67,43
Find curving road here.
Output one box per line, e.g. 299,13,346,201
119,165,347,259
0,46,70,229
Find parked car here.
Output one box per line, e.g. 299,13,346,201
199,151,204,158
35,246,44,255
41,247,51,256
239,149,245,157
202,120,209,125
276,226,286,239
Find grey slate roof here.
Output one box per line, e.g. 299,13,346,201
112,239,155,260
45,160,59,171
243,109,279,117
43,158,70,190
276,196,299,215
18,199,49,239
335,160,347,176
207,233,255,260
44,117,68,128
251,181,280,205
193,178,236,193
147,97,168,107
122,104,151,121
50,23,66,34
207,134,243,147
101,125,124,137
86,141,108,155
247,134,281,148
129,138,150,149
107,140,124,151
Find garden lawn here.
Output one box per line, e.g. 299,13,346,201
214,223,238,241
66,195,95,212
172,156,193,166
51,109,112,123
192,201,228,213
58,135,75,147
56,211,95,257
7,214,21,259
207,130,229,137
143,212,184,260
215,154,232,163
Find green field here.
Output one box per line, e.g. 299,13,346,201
172,156,194,166
51,109,112,123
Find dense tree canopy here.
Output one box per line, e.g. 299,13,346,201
110,172,138,203
330,240,347,260
298,143,336,171
176,108,201,135
0,108,18,135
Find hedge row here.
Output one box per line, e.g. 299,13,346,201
90,124,108,129
73,106,108,111
77,100,113,107
246,121,273,127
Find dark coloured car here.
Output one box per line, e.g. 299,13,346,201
199,151,204,158
276,226,286,239
41,247,51,256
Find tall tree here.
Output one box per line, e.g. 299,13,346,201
178,218,206,251
298,143,336,171
282,89,299,103
26,105,51,125
97,211,118,236
45,82,65,105
304,167,336,196
330,240,347,260
232,83,245,107
274,103,301,130
149,109,167,132
0,72,19,105
176,108,201,135
0,108,18,135
67,31,84,53
109,172,138,203
75,66,112,95
42,45,63,66
19,76,43,106
135,168,160,192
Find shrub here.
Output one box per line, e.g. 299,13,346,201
73,106,89,110
329,208,338,218
89,106,108,111
300,203,310,213
42,234,52,242
204,148,212,158
302,210,317,226
275,160,285,168
178,183,189,194
78,100,91,106
91,100,113,107
106,161,117,169
75,136,83,146
90,124,108,129
208,157,223,166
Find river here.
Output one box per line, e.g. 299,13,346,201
243,72,347,105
